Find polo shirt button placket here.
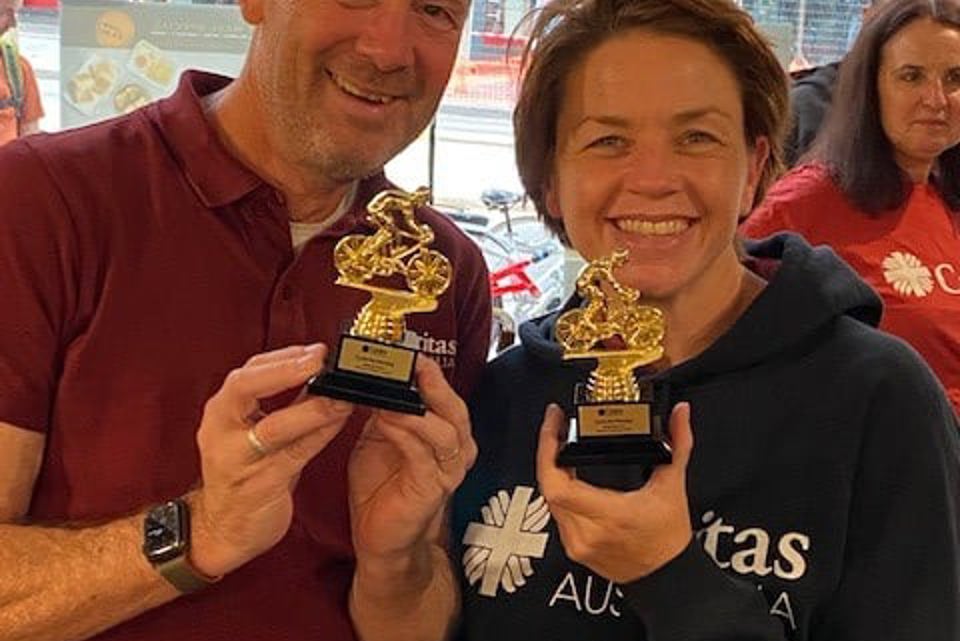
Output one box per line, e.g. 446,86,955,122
266,281,303,350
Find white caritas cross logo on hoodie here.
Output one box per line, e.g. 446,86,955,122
462,486,551,597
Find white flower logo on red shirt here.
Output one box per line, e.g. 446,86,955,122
883,251,934,298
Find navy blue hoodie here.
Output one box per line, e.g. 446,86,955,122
453,234,960,641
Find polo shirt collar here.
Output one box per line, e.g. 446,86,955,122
150,70,396,223
151,70,265,208
322,170,394,238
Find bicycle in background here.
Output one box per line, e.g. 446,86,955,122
439,188,569,359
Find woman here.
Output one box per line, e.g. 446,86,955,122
742,0,960,415
452,0,960,639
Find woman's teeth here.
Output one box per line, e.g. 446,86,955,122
615,218,691,235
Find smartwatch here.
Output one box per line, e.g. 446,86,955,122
142,498,219,593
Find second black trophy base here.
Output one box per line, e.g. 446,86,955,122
558,437,672,491
307,369,426,415
557,436,672,467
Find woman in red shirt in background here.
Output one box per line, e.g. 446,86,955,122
742,0,960,415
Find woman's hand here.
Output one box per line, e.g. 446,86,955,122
536,402,695,583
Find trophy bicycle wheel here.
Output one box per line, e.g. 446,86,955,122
334,235,378,281
554,309,594,353
623,307,666,349
407,249,452,297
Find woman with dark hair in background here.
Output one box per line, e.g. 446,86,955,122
742,0,960,415
452,0,959,639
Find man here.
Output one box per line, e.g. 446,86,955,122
0,0,43,144
0,0,490,638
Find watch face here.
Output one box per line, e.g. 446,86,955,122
143,500,187,563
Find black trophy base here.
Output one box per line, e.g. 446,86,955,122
556,379,673,490
557,435,672,467
307,369,426,415
558,437,672,491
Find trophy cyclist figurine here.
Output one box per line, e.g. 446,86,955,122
309,186,452,414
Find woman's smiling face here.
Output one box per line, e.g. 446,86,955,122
547,29,768,302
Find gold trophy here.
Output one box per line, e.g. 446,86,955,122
555,249,672,470
308,186,451,415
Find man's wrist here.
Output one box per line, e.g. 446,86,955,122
350,544,457,641
353,542,438,603
181,492,240,579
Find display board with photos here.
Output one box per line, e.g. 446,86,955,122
59,0,252,129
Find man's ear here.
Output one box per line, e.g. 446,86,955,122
238,0,266,26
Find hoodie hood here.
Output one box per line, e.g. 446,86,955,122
519,233,882,386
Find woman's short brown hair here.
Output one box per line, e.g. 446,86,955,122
513,0,789,242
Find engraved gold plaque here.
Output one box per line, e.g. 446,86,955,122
337,336,416,383
577,404,651,437
308,186,451,415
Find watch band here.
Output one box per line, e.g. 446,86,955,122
144,497,221,594
155,551,220,594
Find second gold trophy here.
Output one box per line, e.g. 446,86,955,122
555,249,673,468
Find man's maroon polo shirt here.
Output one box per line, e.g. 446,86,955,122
0,71,490,640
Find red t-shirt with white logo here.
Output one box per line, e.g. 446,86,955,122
742,163,960,415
